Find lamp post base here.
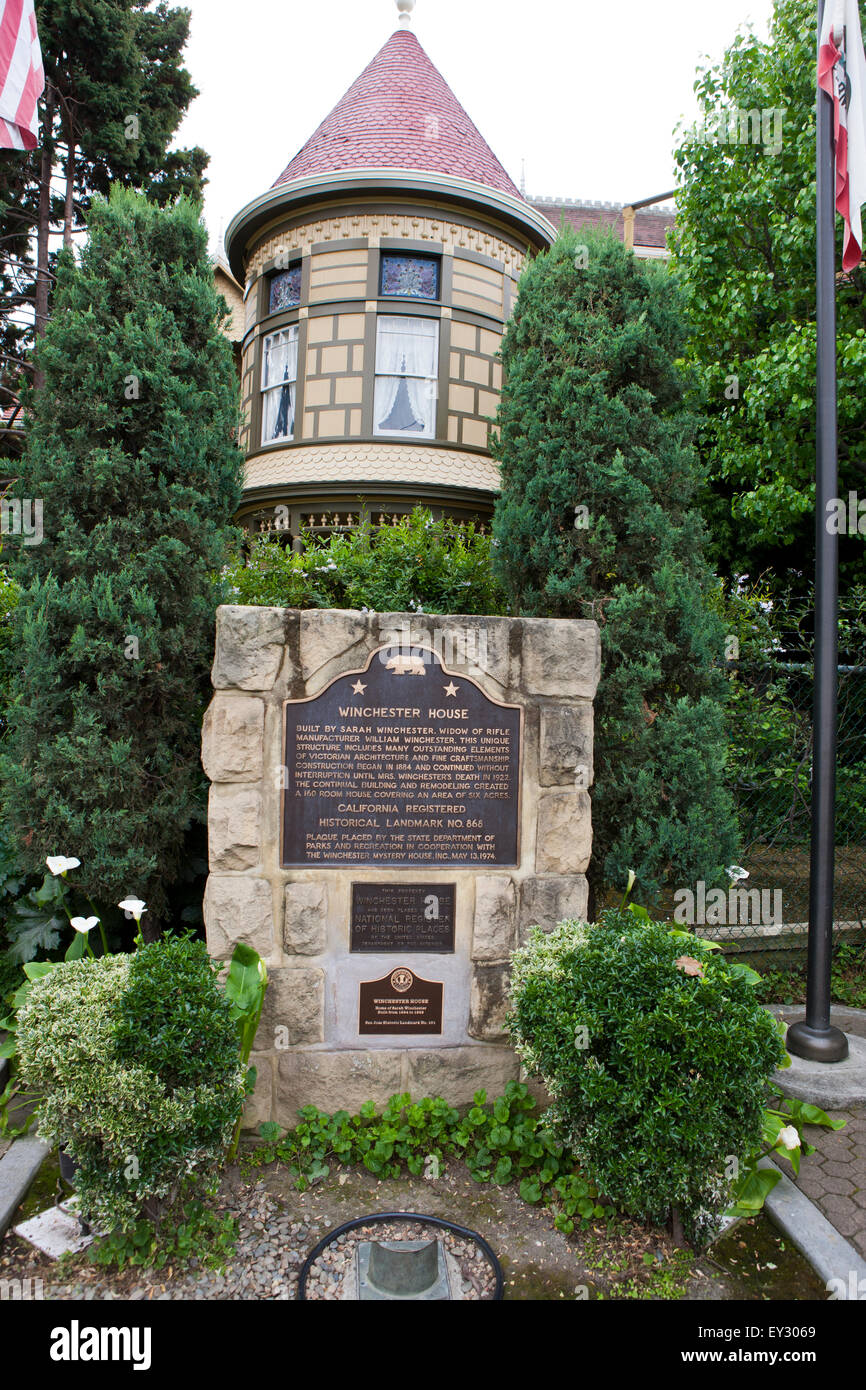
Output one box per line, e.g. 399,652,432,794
785,1020,849,1063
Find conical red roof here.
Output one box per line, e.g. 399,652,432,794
272,29,521,198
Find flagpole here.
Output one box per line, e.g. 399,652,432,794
786,0,848,1063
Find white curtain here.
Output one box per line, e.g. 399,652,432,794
261,327,298,444
374,316,438,436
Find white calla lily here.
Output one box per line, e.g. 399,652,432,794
779,1125,800,1151
70,916,100,934
46,856,80,877
118,897,147,921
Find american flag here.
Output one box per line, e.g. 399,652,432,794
0,0,44,151
819,0,866,271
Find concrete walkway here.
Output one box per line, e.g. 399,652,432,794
772,1006,866,1262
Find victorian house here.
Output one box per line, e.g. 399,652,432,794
222,4,673,543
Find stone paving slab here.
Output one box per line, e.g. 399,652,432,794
0,1137,50,1238
772,1006,866,1261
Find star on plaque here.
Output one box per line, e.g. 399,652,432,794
351,680,367,694
443,681,459,697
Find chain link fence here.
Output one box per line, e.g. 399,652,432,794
706,590,866,962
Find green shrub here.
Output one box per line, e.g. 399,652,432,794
17,944,245,1231
491,228,737,908
226,508,505,615
508,915,786,1243
113,934,239,1089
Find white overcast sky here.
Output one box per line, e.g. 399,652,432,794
174,0,776,255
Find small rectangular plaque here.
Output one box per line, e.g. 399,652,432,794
358,967,443,1035
350,883,455,953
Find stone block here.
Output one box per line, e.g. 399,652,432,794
539,705,594,787
406,1046,520,1104
536,789,592,874
472,876,516,961
212,605,289,691
300,608,370,683
469,963,512,1042
208,784,262,870
283,882,329,955
204,875,274,960
258,967,325,1048
241,1055,273,1132
519,875,589,944
521,619,600,699
276,1050,404,1123
201,695,265,783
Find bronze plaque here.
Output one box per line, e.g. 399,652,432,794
282,645,521,868
358,966,443,1035
351,883,455,953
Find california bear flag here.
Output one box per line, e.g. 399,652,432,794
819,0,866,270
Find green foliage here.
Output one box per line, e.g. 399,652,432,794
670,0,866,584
16,948,246,1230
87,1188,237,1272
244,1083,614,1230
0,0,208,425
113,934,241,1089
760,941,866,1009
0,189,244,924
225,509,505,615
223,942,268,1161
491,227,737,904
507,914,787,1243
729,1091,844,1218
713,580,866,845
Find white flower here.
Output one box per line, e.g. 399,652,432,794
46,856,80,877
118,897,147,921
778,1125,799,1151
726,864,749,882
70,916,100,934
625,868,636,894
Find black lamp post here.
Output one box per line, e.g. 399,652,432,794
786,0,849,1063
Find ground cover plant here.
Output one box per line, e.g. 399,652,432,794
244,1081,614,1237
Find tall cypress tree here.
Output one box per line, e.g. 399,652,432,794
492,229,738,909
0,188,243,932
1,0,207,442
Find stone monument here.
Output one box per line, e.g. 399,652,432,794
202,606,599,1127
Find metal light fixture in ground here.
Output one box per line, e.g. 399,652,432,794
297,1211,503,1301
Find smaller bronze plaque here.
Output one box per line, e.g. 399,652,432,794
358,967,443,1035
350,883,456,953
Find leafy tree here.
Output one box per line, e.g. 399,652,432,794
671,0,866,588
491,228,738,909
1,0,207,438
0,188,243,935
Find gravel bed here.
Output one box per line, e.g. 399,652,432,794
2,1179,319,1301
302,1217,498,1300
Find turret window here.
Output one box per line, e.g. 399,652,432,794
379,253,440,301
374,316,438,438
269,265,302,313
261,326,298,445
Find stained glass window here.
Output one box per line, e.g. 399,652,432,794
261,326,298,445
379,254,440,301
269,266,302,314
374,316,439,438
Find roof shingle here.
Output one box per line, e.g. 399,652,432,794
272,29,521,199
